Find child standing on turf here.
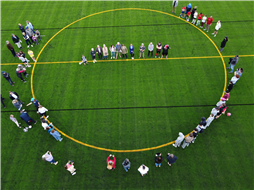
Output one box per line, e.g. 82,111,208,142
91,48,97,63
204,15,213,32
36,30,42,41
42,151,58,165
191,10,198,24
186,11,191,22
107,154,116,170
179,6,186,18
32,35,39,45
196,12,203,26
212,20,221,37
65,161,76,175
155,42,162,58
10,114,21,128
200,15,207,28
110,45,116,59
129,43,135,59
183,3,192,18
28,49,37,62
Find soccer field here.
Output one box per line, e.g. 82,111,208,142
1,1,254,189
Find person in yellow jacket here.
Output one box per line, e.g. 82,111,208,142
28,49,37,62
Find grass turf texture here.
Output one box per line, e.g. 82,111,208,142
1,1,254,189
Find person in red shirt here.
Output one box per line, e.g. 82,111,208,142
204,15,213,32
196,13,203,26
215,103,227,119
107,154,116,170
179,6,186,18
186,11,191,22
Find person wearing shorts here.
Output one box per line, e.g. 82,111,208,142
186,11,191,22
184,3,192,18
42,151,58,165
212,20,221,37
179,6,186,18
155,42,162,58
79,55,88,66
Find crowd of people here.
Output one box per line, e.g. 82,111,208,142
1,1,244,176
79,42,171,65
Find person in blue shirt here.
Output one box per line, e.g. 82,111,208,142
183,3,192,18
129,43,134,59
20,110,37,128
167,153,177,166
26,98,40,111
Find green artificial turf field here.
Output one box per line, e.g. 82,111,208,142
1,1,254,189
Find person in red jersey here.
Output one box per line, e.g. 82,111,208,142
186,11,191,22
155,42,162,58
179,6,185,18
204,15,213,32
196,12,203,26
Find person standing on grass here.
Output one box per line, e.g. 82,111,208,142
216,97,226,107
191,10,198,24
121,44,128,59
147,42,154,58
172,0,178,14
9,91,24,104
190,6,197,21
2,71,15,86
231,68,243,85
38,105,49,118
20,110,37,128
200,14,207,28
110,45,116,59
227,55,239,73
212,20,221,37
220,36,228,52
115,42,122,59
42,151,58,165
28,49,37,62
155,153,163,167
40,117,50,130
96,45,103,60
129,43,135,59
181,133,194,149
179,5,186,18
10,114,22,128
32,35,39,45
12,99,23,110
186,11,191,22
138,164,149,177
26,20,35,34
122,158,131,172
204,15,213,32
107,154,116,170
17,53,31,68
16,65,29,79
1,95,6,108
22,32,33,48
65,161,76,175
191,128,199,143
196,12,203,26
16,68,27,83
26,28,35,43
90,48,97,63
161,44,171,59
18,23,26,33
183,3,192,18
167,153,177,166
27,98,40,111
35,29,42,41
225,81,234,93
215,103,227,119
102,44,109,59
200,117,207,127
12,34,23,49
139,43,145,59
79,55,88,66
6,41,16,57
205,114,215,128
173,132,185,147
155,42,162,58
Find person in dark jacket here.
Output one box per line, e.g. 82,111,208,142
219,37,228,52
1,95,6,108
122,158,131,172
227,55,239,73
2,71,15,86
18,23,26,33
225,81,234,93
90,48,97,63
20,110,37,128
96,45,103,60
191,128,199,143
22,32,33,48
190,6,197,20
9,91,24,104
12,34,23,49
161,44,171,59
200,117,207,126
155,153,163,167
215,103,227,119
16,68,27,83
6,41,16,57
167,153,177,166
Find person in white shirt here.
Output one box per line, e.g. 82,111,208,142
191,11,198,24
200,15,207,28
172,0,178,14
173,132,185,147
147,42,154,58
212,20,221,37
38,105,49,118
205,114,215,128
138,164,149,177
42,151,58,165
10,114,21,128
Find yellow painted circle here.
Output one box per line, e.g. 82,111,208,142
31,8,227,152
